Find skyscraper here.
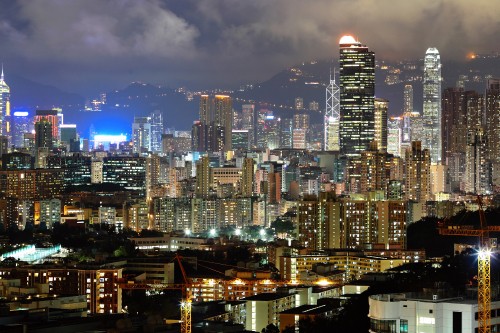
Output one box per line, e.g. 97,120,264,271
12,110,32,148
149,110,164,154
374,98,388,151
486,79,500,188
339,35,375,156
35,120,53,150
404,141,431,202
403,84,413,114
198,95,233,152
324,73,340,151
34,110,60,145
422,47,442,164
241,104,255,146
441,88,481,191
241,157,254,197
199,94,211,124
132,116,151,154
387,117,402,157
213,95,233,151
0,66,11,143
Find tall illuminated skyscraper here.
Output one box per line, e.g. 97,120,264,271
149,110,164,153
198,95,233,152
213,95,233,151
12,110,31,148
403,84,413,114
339,36,375,156
486,79,500,187
324,72,340,151
132,116,151,155
423,47,442,164
387,117,402,157
34,110,59,145
0,66,11,144
374,98,388,151
199,94,211,124
241,104,255,146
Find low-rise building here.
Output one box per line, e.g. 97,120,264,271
280,253,405,282
369,292,500,333
243,292,296,332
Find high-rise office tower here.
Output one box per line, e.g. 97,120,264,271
34,119,53,168
422,48,442,164
199,94,211,124
374,98,388,151
280,118,293,149
402,84,414,151
241,157,254,197
325,73,340,151
0,66,11,143
264,113,280,150
34,110,60,145
339,36,375,156
132,116,151,154
441,88,478,191
191,121,206,152
404,141,431,202
465,127,490,194
231,130,250,150
12,110,32,148
213,95,232,151
255,109,268,149
149,110,164,154
486,79,500,187
403,84,413,114
35,120,53,150
103,156,147,197
60,124,79,151
198,95,233,152
241,104,255,146
387,117,402,157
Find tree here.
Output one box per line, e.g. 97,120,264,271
271,217,295,238
261,323,279,333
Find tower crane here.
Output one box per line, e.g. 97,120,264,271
118,253,192,333
438,196,500,333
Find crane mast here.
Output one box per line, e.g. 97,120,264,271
439,196,492,333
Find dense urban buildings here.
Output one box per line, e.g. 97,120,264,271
0,18,500,332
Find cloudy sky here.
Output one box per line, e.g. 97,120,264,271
0,0,499,95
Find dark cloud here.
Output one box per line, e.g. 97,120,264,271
0,0,498,94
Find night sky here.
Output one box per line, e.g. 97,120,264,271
0,0,499,95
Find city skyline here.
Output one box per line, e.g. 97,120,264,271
0,0,499,95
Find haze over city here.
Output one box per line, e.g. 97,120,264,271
0,0,499,94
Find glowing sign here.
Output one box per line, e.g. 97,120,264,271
94,134,127,144
13,111,29,117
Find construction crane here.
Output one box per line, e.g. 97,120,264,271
177,254,192,333
118,254,192,333
438,196,499,333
